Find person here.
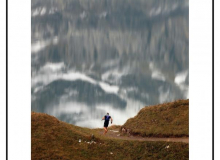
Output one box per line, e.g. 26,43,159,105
102,113,113,135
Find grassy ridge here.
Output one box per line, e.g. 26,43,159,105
121,99,189,137
31,112,95,159
32,112,188,160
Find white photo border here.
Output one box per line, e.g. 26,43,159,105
6,0,214,159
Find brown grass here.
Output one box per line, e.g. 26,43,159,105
121,99,189,137
32,111,189,160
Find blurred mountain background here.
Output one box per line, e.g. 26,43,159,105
31,0,189,128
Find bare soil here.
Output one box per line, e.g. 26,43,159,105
97,129,189,143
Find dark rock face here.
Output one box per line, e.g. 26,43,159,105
31,0,188,127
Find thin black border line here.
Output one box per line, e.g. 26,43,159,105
5,1,215,160
6,0,8,159
212,0,214,159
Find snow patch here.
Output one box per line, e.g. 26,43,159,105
64,89,79,97
174,70,189,99
49,7,58,14
149,3,180,17
32,7,46,17
149,7,162,17
31,37,59,53
101,66,131,84
53,36,59,44
102,59,120,68
32,63,119,94
41,62,65,72
149,62,166,81
151,71,166,81
125,87,138,93
40,7,46,15
31,40,50,53
80,11,87,19
33,86,44,93
62,72,96,84
99,82,119,94
174,70,188,85
32,7,41,17
99,11,107,18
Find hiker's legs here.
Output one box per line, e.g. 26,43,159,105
103,127,108,134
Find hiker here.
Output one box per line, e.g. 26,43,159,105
102,113,113,135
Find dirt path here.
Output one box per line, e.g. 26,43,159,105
98,129,189,143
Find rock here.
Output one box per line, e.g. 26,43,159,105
165,145,170,149
126,129,131,136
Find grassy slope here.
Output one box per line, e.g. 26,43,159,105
121,99,189,137
32,112,188,160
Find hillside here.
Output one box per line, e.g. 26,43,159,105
32,111,189,160
121,99,189,137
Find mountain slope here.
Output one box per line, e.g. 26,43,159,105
31,0,189,122
121,99,189,137
32,111,189,160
